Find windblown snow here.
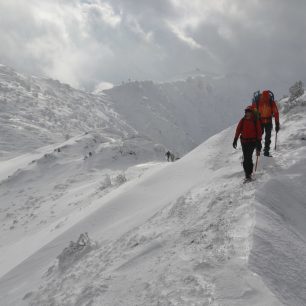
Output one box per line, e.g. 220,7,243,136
0,65,306,306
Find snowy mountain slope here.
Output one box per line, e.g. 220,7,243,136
23,133,280,306
1,91,305,305
249,96,306,306
0,64,251,162
0,64,305,306
0,129,231,305
0,64,248,162
102,75,253,155
0,65,136,160
0,130,167,278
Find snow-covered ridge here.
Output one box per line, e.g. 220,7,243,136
0,64,250,161
100,74,252,155
249,93,306,306
0,88,305,305
0,65,136,160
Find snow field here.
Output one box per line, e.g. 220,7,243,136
1,126,279,305
23,96,306,306
0,63,305,305
249,97,306,306
0,132,166,279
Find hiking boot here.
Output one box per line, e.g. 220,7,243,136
244,175,253,183
264,151,272,157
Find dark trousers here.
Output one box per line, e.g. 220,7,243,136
241,142,256,177
261,122,273,154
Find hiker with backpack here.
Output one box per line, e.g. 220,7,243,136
252,90,280,156
233,106,262,181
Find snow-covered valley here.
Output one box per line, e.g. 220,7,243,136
0,65,306,306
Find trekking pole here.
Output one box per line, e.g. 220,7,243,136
254,153,259,172
274,132,278,151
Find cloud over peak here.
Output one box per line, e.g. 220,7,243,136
0,0,305,92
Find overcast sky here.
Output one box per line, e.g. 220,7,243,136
0,0,305,93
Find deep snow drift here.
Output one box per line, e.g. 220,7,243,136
0,88,305,305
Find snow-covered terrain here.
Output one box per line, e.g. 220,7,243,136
0,65,249,161
0,82,305,305
0,130,167,275
0,65,136,160
102,75,250,155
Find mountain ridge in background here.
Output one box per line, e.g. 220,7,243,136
1,64,257,159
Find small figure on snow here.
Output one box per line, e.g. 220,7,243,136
233,106,262,181
84,152,93,160
165,151,175,162
165,151,171,162
252,90,280,156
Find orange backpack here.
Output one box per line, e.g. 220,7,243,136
253,90,274,109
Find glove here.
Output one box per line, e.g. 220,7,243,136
256,141,262,152
275,122,280,133
233,138,238,149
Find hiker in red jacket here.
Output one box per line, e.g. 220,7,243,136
252,90,280,156
233,106,262,180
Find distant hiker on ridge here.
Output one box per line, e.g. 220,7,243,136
165,151,175,162
233,106,262,181
170,152,175,162
165,151,171,162
252,90,280,157
165,151,171,161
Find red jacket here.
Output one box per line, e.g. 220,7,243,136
252,91,279,124
235,115,262,143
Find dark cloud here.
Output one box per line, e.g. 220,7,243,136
0,0,305,94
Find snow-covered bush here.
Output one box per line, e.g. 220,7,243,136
98,175,112,190
118,146,137,157
281,82,306,113
289,81,304,101
115,173,127,185
57,233,98,272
